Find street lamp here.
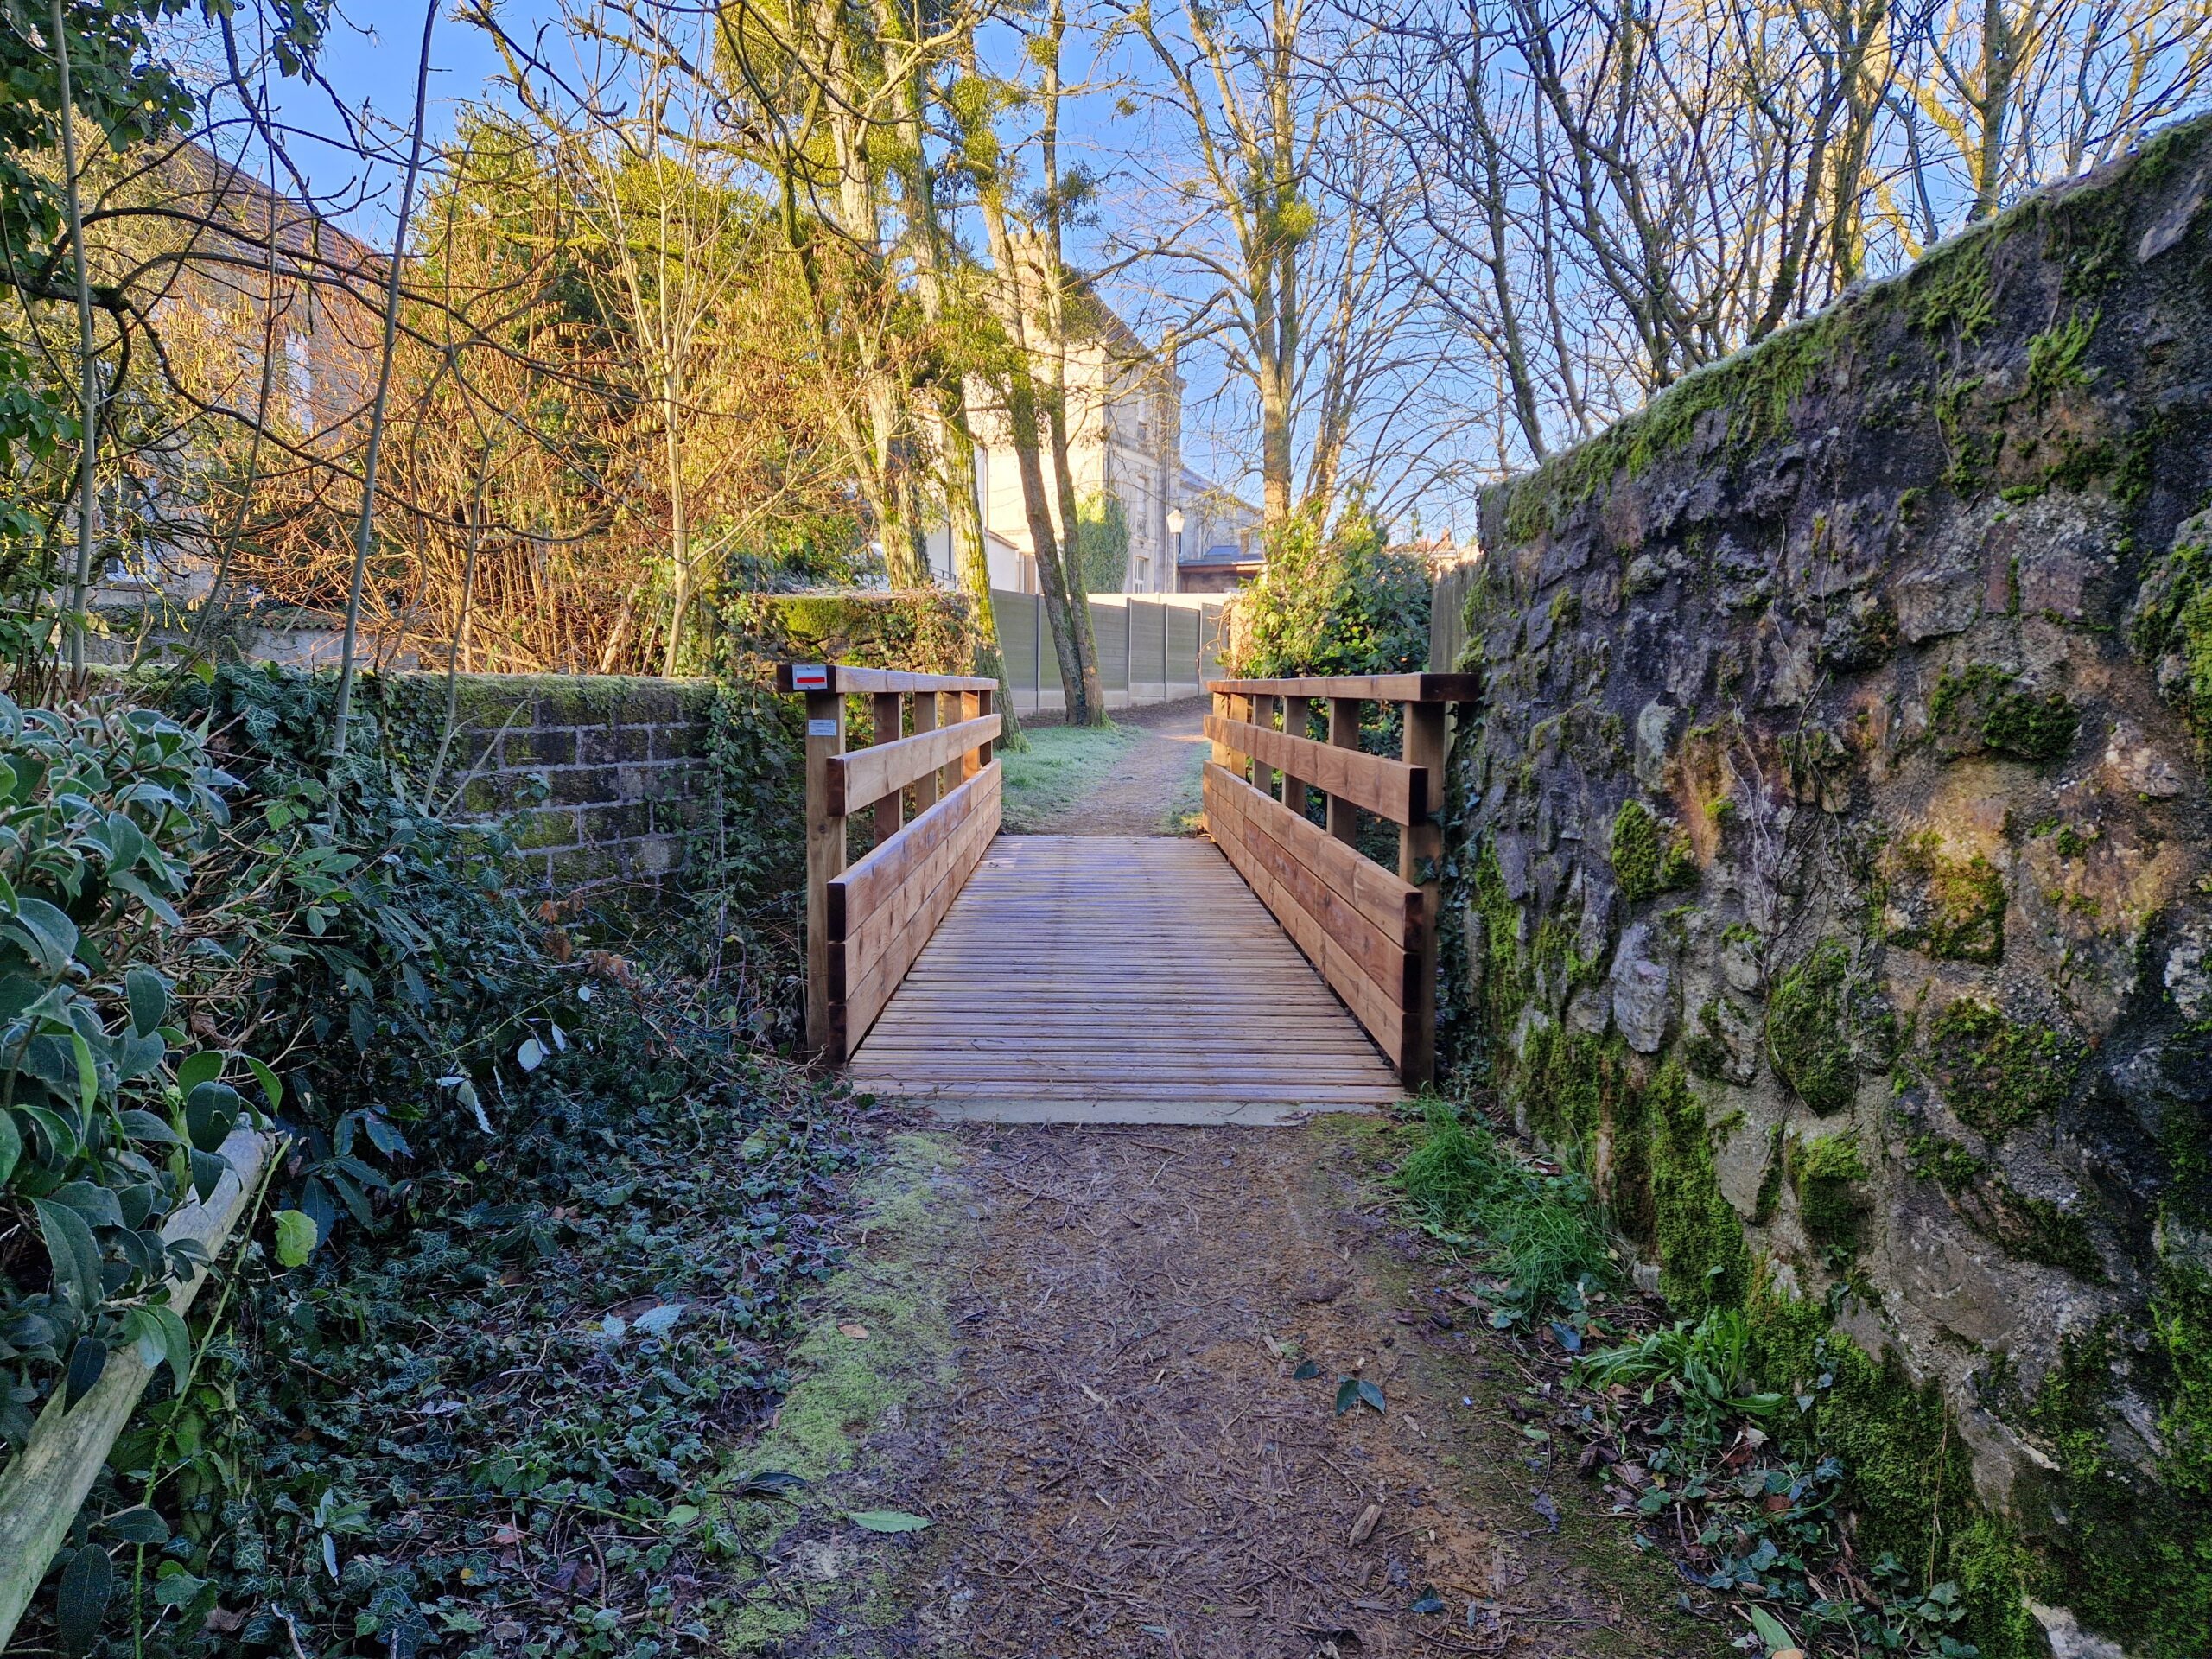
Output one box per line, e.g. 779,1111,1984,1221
1165,507,1185,594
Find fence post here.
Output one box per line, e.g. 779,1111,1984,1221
1033,592,1045,714
804,688,847,1056
976,686,996,768
1399,699,1446,1087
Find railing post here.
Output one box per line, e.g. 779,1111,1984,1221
1226,691,1254,783
1210,688,1230,766
976,686,996,767
960,689,986,779
871,690,904,847
1325,696,1361,845
1281,696,1313,819
1254,694,1281,798
913,690,943,810
804,688,847,1058
1399,699,1446,1087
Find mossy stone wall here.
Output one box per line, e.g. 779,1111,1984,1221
1445,118,2212,1657
430,673,717,893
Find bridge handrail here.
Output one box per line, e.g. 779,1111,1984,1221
1205,672,1481,702
784,663,1001,1061
1201,673,1479,1085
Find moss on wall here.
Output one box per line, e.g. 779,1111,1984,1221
1929,664,2080,764
1765,943,1858,1115
1789,1132,1868,1247
1929,999,2082,1139
1610,799,1696,903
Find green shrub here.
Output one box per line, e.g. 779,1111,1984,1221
723,589,980,677
0,693,274,1446
1232,500,1430,681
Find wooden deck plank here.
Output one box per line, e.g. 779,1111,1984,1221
845,834,1403,1107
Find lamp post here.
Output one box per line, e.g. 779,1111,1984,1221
1166,506,1185,594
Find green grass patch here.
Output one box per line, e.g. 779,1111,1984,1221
1399,1102,1617,1319
997,719,1143,830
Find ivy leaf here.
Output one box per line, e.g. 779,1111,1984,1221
1292,1360,1319,1381
1336,1376,1385,1415
184,1081,241,1153
55,1543,111,1658
243,1055,283,1113
175,1050,223,1095
274,1209,318,1268
188,1147,230,1204
7,896,79,973
0,1105,18,1184
32,1195,104,1313
848,1510,931,1533
99,1506,169,1546
124,967,168,1037
118,1109,180,1145
64,1336,107,1408
143,1304,192,1385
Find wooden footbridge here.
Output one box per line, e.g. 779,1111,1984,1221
776,664,1478,1120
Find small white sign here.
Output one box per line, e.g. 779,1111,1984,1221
806,718,839,737
791,664,830,690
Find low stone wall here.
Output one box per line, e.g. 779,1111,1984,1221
435,675,716,894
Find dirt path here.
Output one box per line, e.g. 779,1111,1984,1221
1024,698,1210,836
727,1122,1726,1659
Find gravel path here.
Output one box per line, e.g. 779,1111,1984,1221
1022,698,1210,836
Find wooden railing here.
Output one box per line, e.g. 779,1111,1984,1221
1202,673,1481,1086
777,664,1002,1062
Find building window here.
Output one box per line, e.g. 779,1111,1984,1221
1136,556,1151,590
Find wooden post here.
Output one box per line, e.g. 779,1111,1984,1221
976,687,996,768
913,690,943,810
804,689,847,1056
0,1128,273,1650
959,690,985,779
871,690,903,847
1227,691,1254,784
1399,699,1446,1088
1282,695,1313,817
1253,694,1279,798
1325,696,1361,845
1210,690,1230,766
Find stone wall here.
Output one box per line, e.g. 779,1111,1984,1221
438,675,716,894
1446,120,2212,1656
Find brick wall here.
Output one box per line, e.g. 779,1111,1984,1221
437,674,716,893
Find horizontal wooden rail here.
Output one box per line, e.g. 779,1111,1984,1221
1204,674,1472,1085
829,714,1000,817
1204,714,1427,825
1205,765,1422,1068
788,663,1000,1061
777,663,998,695
1206,672,1481,702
